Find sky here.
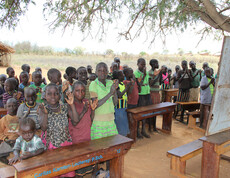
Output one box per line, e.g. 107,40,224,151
0,1,224,55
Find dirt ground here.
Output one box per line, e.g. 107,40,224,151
123,117,230,178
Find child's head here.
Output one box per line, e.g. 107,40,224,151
89,73,97,81
202,62,209,70
161,65,167,74
113,70,124,82
21,64,30,74
205,67,211,78
63,73,68,80
6,98,18,116
19,118,36,142
114,57,121,68
96,62,108,81
189,61,196,69
32,71,42,86
4,78,17,92
45,83,60,105
168,68,172,75
149,59,159,69
137,58,146,72
47,68,62,85
65,67,77,81
73,81,86,102
35,67,42,73
87,65,93,74
20,71,29,85
6,67,15,78
123,68,133,80
110,62,118,72
181,60,188,70
175,65,180,72
77,67,88,81
0,74,7,86
122,64,128,70
24,87,37,106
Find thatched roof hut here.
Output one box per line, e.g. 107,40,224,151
0,42,15,66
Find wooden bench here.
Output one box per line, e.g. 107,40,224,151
1,135,133,178
164,89,178,102
200,129,230,178
127,102,177,142
187,111,205,133
167,139,203,178
0,108,7,119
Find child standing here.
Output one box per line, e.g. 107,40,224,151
77,67,90,100
0,74,7,108
89,62,118,140
0,98,19,143
113,70,131,136
21,64,32,82
39,84,79,177
200,68,215,128
35,67,47,85
29,71,46,103
134,58,152,138
9,118,45,165
149,59,162,132
19,71,33,93
3,78,23,107
17,87,41,136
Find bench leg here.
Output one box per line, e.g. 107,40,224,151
170,156,186,177
128,113,137,142
201,141,220,178
110,155,124,178
188,115,196,129
162,112,172,133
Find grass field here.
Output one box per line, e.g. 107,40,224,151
0,53,220,77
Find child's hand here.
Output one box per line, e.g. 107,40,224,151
37,103,48,114
90,98,98,111
62,81,69,92
9,155,21,165
137,76,142,83
82,101,89,113
65,91,74,105
143,67,146,75
211,78,215,84
16,92,22,100
110,80,118,94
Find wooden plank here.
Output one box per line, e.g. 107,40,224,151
13,135,133,177
215,140,230,155
167,140,203,158
126,102,177,114
200,129,230,145
175,101,200,105
0,164,15,178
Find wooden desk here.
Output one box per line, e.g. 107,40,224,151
164,89,178,102
0,108,7,118
127,102,177,142
12,135,133,178
0,163,15,178
200,129,230,178
175,101,200,111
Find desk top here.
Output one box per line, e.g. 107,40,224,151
164,89,179,92
176,101,200,105
126,102,177,114
200,129,230,145
13,135,133,173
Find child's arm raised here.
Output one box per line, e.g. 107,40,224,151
37,104,48,131
90,99,98,123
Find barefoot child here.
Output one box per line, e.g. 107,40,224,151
3,78,23,107
29,71,46,103
89,62,118,140
38,84,79,177
17,87,41,136
9,118,45,165
77,67,90,100
112,70,131,136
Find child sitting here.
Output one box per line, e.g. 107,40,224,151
35,67,47,85
77,66,90,100
3,78,23,107
29,71,46,103
38,84,80,177
19,71,33,93
112,70,131,136
17,87,41,136
8,117,45,165
0,74,7,108
21,64,32,82
0,98,19,144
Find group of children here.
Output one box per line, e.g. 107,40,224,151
0,57,216,177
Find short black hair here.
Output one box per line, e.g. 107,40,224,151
32,70,42,78
21,64,30,71
149,59,158,66
137,58,145,64
181,60,187,65
20,71,29,77
5,78,17,88
24,87,36,96
112,70,122,80
6,67,14,74
65,67,77,76
19,117,36,131
96,62,108,73
0,74,7,80
45,83,59,92
6,98,17,105
76,66,86,74
47,68,61,80
73,81,86,90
